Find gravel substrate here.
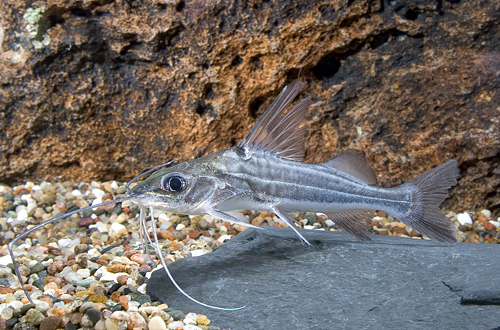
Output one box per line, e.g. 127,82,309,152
0,180,498,329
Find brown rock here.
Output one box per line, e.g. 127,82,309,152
78,217,94,227
106,264,126,273
0,0,498,213
0,286,14,294
39,316,61,330
111,291,121,303
392,227,408,235
116,275,129,286
161,230,175,240
481,220,496,232
79,236,93,245
188,229,201,239
118,295,129,311
251,216,264,226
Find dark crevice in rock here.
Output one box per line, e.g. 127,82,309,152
249,96,266,119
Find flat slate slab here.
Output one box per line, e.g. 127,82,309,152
147,228,500,330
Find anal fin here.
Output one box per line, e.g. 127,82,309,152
325,210,375,241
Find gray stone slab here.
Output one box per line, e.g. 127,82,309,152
147,228,500,330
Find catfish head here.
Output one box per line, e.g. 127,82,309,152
128,154,236,215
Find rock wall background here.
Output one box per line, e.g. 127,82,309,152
1,0,499,212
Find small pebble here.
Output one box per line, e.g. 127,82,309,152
38,316,61,330
149,316,168,330
167,321,186,329
457,212,473,225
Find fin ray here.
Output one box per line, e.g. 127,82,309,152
239,81,309,161
325,209,375,241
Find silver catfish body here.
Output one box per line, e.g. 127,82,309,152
130,81,459,245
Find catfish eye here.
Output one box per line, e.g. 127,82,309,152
162,175,186,192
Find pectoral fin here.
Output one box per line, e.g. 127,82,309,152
325,210,375,241
205,209,262,229
272,207,312,246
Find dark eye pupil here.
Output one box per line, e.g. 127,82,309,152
168,176,184,191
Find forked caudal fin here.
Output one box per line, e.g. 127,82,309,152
397,159,460,245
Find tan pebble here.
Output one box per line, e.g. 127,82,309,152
111,291,122,302
105,318,120,330
47,306,66,317
94,319,106,330
392,227,407,235
148,316,168,330
161,230,176,240
130,254,145,264
251,216,264,226
126,311,146,329
4,293,15,303
396,222,406,229
233,224,248,232
70,312,83,324
96,259,109,265
44,282,59,291
75,290,92,298
107,264,126,273
196,314,210,326
110,310,130,320
88,294,108,304
0,287,15,294
93,303,107,311
116,275,129,286
80,236,92,244
410,230,422,238
79,301,95,313
118,295,129,311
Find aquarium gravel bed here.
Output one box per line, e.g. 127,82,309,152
0,180,498,329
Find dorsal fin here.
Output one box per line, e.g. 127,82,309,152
238,81,310,162
323,149,378,185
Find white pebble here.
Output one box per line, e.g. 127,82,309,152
167,321,185,329
183,312,198,324
457,212,473,225
480,209,491,218
489,221,500,228
0,255,13,266
324,219,335,227
8,301,23,309
58,238,73,248
35,300,50,313
110,310,130,320
90,221,109,233
304,225,315,230
190,250,207,257
148,316,168,330
184,325,203,330
94,319,106,330
175,223,186,231
137,283,147,294
110,181,119,189
217,234,233,243
91,188,105,198
77,269,91,278
111,222,126,232
17,209,28,221
1,307,13,320
71,189,82,197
